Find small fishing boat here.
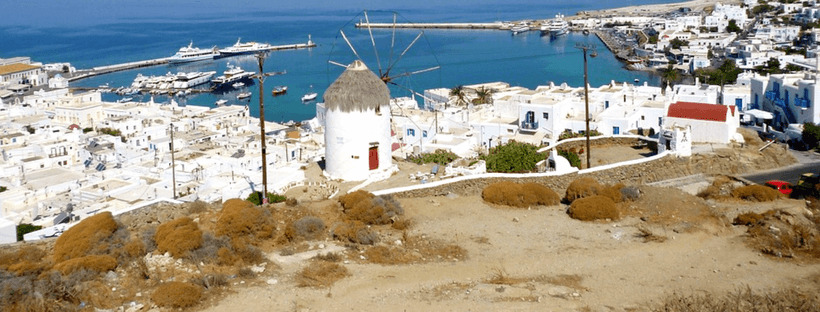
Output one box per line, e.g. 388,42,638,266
215,99,228,106
237,92,252,100
272,85,288,95
232,82,245,89
301,92,318,102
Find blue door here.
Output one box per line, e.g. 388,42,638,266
613,126,620,135
735,98,742,111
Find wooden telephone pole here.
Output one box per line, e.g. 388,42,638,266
254,53,285,204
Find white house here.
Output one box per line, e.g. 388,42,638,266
664,101,739,144
750,72,820,129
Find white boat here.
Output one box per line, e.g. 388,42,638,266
172,71,216,89
510,22,530,35
301,92,318,102
232,82,245,89
237,92,252,100
540,14,568,38
211,64,255,88
215,99,228,106
272,85,287,95
168,41,219,64
219,38,273,56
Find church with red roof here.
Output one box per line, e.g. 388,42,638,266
663,102,740,144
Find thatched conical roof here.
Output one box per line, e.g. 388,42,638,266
324,60,389,113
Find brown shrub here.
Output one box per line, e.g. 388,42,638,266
53,255,117,275
0,246,51,276
340,191,404,225
296,261,349,288
391,218,413,231
53,212,119,263
733,212,764,226
564,177,603,202
123,240,146,259
567,195,619,221
732,185,782,202
332,220,378,245
599,183,625,203
698,176,736,199
154,217,203,258
482,181,561,208
655,287,820,312
364,245,417,265
216,198,274,242
285,216,326,241
151,281,203,308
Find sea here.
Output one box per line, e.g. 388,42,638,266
1,0,683,123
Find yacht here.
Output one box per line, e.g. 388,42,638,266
219,38,273,56
172,71,216,89
168,41,219,64
237,92,252,100
540,14,568,38
301,92,318,102
510,22,530,35
211,65,255,89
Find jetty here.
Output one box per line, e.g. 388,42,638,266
68,41,316,82
355,22,504,30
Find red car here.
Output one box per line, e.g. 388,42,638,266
765,180,793,196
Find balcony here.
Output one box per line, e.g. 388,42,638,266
520,120,539,132
765,90,778,101
796,97,811,109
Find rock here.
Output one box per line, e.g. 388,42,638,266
547,286,574,299
266,279,279,285
250,264,266,274
318,243,325,249
512,217,520,223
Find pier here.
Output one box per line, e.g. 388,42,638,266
68,41,316,82
355,22,504,30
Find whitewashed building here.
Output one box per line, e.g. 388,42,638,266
664,101,739,144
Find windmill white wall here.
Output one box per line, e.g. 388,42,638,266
323,60,393,181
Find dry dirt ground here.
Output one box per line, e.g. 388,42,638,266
203,187,820,312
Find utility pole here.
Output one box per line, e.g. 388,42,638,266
170,123,177,199
575,43,597,169
254,52,285,205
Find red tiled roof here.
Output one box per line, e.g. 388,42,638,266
667,102,728,122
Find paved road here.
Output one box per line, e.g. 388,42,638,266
742,149,820,185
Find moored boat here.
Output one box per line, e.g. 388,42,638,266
272,85,288,95
219,38,273,56
237,92,252,100
510,22,530,35
211,64,255,89
540,14,568,38
168,41,219,64
301,92,317,102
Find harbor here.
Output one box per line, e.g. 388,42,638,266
67,40,316,83
355,22,504,29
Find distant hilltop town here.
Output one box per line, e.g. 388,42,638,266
3,0,820,243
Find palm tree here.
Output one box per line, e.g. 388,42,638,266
660,65,679,89
474,87,494,105
449,85,466,109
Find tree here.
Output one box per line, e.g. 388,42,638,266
660,65,680,89
480,140,545,173
449,85,466,109
802,122,820,150
557,150,581,169
726,19,742,33
755,57,783,75
648,35,658,44
696,60,742,85
246,191,286,205
473,87,494,105
669,38,689,49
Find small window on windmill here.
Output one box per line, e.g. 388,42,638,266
375,104,381,115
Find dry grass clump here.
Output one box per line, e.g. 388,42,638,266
567,195,619,221
654,287,820,312
215,198,275,242
285,216,326,241
736,209,820,259
155,217,203,258
296,261,349,288
53,255,118,275
53,211,119,262
0,246,52,276
564,178,627,203
363,235,467,265
339,191,404,225
635,226,668,243
733,212,765,226
151,281,203,308
332,220,378,245
732,185,783,202
697,175,737,200
481,181,561,208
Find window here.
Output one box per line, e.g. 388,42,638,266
422,130,428,138
641,115,645,120
543,112,549,119
605,101,610,108
407,129,415,136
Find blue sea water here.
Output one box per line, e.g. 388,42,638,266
1,0,682,122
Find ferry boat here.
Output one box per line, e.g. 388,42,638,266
272,85,287,95
540,14,568,38
211,65,255,89
510,22,530,35
237,92,252,100
168,41,219,64
219,38,273,56
173,71,216,89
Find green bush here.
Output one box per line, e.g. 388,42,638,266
16,224,41,242
408,149,458,165
803,122,820,150
558,130,602,141
557,150,581,169
246,191,286,205
480,140,545,173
